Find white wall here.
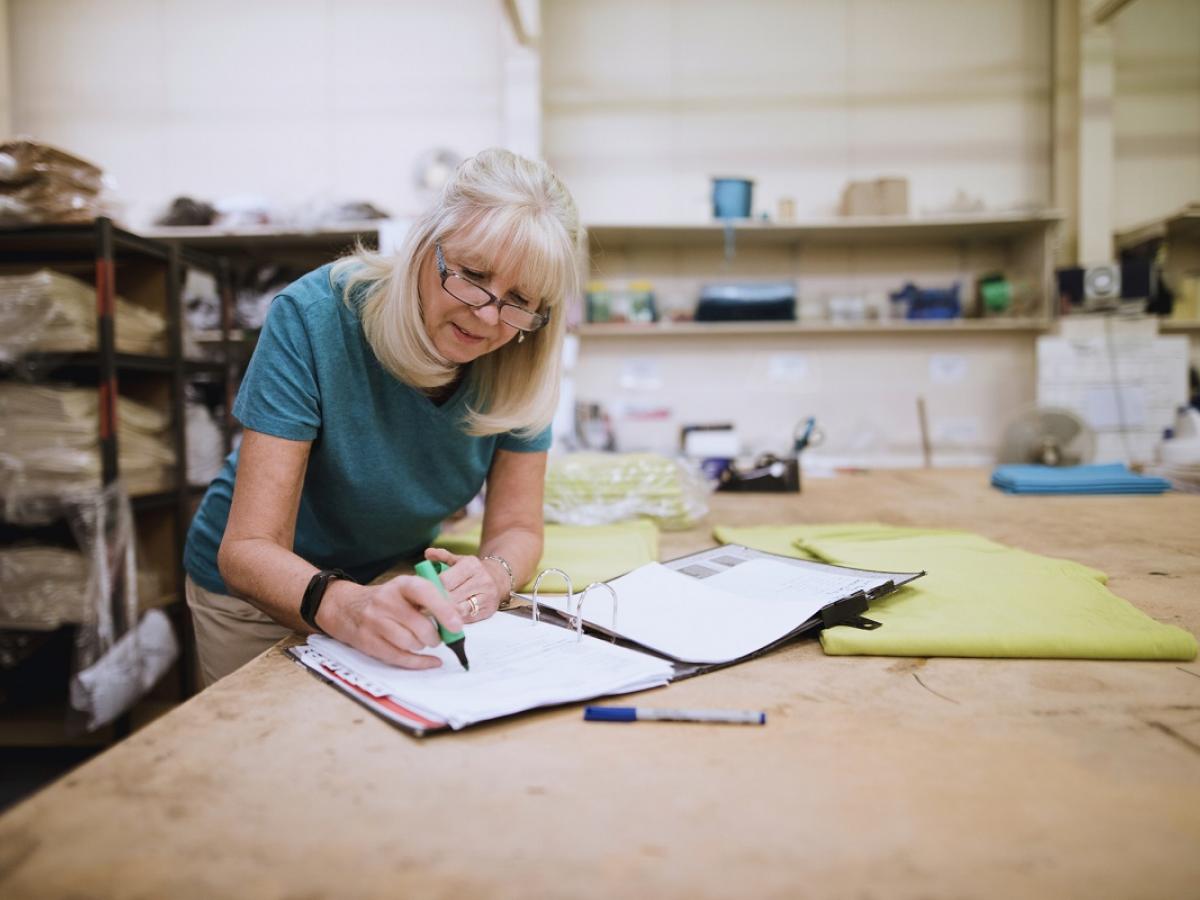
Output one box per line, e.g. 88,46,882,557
573,331,1038,468
1113,0,1200,230
543,0,1198,467
542,0,1055,224
8,0,514,226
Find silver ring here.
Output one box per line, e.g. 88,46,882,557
466,594,481,617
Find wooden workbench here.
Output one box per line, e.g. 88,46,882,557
1,470,1197,899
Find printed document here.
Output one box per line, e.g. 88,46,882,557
305,612,673,730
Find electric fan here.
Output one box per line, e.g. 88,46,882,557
997,407,1096,467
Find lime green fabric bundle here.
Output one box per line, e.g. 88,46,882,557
713,523,1197,661
543,452,708,530
434,520,659,593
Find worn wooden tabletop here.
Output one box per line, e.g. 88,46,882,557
1,470,1197,899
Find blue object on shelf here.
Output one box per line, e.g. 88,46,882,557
991,463,1171,495
712,178,754,219
890,281,962,319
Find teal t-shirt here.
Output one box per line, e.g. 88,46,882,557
183,264,551,594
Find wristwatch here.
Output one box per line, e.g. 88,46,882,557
300,568,352,635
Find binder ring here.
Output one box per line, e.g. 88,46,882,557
529,568,572,626
576,581,619,643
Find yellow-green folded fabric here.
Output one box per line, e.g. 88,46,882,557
434,520,659,593
713,523,1197,661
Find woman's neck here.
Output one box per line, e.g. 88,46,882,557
426,368,463,406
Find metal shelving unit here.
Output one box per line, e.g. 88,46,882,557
0,218,237,743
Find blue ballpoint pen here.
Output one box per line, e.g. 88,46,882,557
584,706,766,725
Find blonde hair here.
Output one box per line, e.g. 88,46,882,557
332,148,580,438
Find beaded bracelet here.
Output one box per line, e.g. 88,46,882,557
482,554,515,608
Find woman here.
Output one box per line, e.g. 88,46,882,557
182,148,580,686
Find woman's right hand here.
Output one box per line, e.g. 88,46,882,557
317,575,465,669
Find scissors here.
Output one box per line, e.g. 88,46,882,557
793,417,824,453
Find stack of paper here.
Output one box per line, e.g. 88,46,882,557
296,612,674,731
991,463,1170,495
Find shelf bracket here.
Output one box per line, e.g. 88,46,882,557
723,220,737,262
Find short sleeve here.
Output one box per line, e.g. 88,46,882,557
498,422,552,453
232,295,321,441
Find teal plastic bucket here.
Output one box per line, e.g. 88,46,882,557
712,178,753,219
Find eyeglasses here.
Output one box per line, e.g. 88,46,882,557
435,244,549,334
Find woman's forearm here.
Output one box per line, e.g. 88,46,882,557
217,537,327,631
479,526,543,595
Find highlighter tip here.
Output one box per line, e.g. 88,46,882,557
446,639,470,672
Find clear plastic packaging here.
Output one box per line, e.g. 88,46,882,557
0,480,176,731
0,544,159,631
0,382,175,514
543,452,711,530
0,269,167,363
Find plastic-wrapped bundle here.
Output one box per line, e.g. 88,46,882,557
0,545,88,629
0,544,160,631
0,383,175,517
543,452,710,530
0,269,167,362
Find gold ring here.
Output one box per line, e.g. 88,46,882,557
466,594,481,617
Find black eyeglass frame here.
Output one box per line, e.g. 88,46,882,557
434,244,550,333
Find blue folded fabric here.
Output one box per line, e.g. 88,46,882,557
992,463,1171,495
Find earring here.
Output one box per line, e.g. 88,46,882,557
517,332,525,344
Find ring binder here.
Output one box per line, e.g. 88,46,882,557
576,582,619,642
531,570,620,641
529,567,572,625
287,544,923,737
519,544,923,668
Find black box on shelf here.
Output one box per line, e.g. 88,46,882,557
695,282,795,322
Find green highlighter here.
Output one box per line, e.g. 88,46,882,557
414,560,470,671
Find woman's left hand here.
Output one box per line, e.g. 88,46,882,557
422,547,508,623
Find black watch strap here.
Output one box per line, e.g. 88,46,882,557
300,568,352,635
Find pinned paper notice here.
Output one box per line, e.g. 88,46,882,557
620,358,663,391
929,354,969,384
768,354,810,384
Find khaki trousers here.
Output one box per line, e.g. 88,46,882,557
185,575,292,688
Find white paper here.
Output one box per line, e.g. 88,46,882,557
704,558,889,608
535,563,792,664
536,559,895,665
929,353,969,384
308,612,673,729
